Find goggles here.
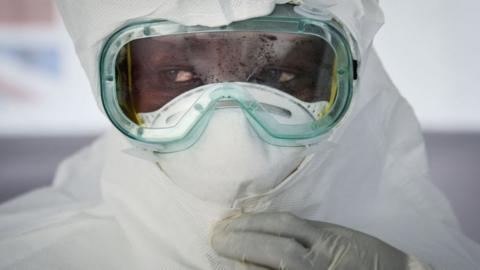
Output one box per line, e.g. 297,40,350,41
100,5,357,152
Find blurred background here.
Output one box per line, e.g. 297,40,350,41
0,0,479,243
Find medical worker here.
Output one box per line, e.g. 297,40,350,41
0,0,480,269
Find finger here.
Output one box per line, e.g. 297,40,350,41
217,212,320,248
212,230,312,270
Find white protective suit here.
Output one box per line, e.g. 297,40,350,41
1,0,480,269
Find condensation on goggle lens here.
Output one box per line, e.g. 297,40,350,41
114,31,337,122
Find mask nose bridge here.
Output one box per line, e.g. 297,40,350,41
208,83,252,106
205,83,292,119
205,83,260,121
209,82,246,95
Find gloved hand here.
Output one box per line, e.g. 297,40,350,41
211,212,433,270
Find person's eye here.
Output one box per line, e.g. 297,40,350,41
257,68,297,84
163,69,196,83
278,71,296,83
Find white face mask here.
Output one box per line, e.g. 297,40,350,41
154,108,308,207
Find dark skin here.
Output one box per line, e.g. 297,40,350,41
120,32,334,113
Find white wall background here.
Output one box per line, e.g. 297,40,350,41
0,6,109,137
375,0,480,132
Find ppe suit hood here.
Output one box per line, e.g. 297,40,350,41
10,0,474,269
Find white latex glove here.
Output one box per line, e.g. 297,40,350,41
211,212,433,270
